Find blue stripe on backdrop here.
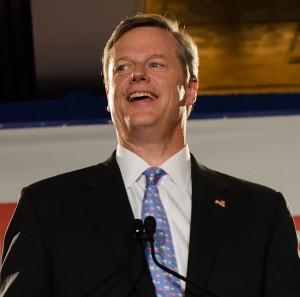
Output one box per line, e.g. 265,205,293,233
0,91,300,129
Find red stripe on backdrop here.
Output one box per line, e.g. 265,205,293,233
0,203,299,257
294,215,300,251
294,216,300,230
0,203,17,257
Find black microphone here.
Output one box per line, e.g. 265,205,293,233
140,216,223,297
134,218,145,242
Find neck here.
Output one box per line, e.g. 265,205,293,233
117,126,186,166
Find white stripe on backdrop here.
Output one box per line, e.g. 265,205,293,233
0,115,299,211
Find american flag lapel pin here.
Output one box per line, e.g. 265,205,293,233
215,199,226,208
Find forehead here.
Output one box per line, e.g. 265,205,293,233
110,27,179,60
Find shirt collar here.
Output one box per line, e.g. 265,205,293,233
116,144,149,189
160,146,191,193
116,144,191,192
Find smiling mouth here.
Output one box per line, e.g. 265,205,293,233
128,92,158,102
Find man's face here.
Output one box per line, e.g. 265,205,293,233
106,27,197,139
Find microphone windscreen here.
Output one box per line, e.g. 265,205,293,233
144,216,156,234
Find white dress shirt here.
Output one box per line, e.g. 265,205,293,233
116,144,192,289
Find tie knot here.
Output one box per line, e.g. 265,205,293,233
143,167,166,186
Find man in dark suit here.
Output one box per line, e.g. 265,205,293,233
1,14,300,297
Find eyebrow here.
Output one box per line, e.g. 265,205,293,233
114,54,168,64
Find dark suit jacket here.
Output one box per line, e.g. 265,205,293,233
1,153,300,297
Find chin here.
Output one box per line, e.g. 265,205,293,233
127,119,158,131
126,114,157,128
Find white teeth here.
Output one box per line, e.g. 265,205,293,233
129,92,154,101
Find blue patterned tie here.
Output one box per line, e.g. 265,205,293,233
141,167,182,297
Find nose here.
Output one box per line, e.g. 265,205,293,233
130,64,149,83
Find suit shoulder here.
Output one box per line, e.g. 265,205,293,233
192,154,278,196
218,170,278,195
214,169,287,213
23,160,111,197
196,160,282,205
198,166,287,218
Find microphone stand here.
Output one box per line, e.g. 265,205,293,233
144,217,223,297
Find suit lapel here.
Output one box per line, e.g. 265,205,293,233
185,155,232,297
80,153,155,297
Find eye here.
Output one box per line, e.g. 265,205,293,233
114,63,131,73
149,62,165,69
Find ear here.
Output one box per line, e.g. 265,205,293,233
105,82,111,113
185,77,199,107
105,82,109,97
